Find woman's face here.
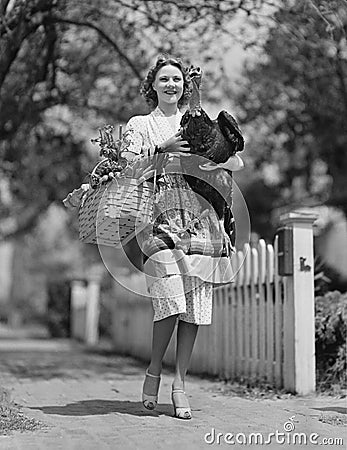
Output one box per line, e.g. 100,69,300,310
152,64,184,107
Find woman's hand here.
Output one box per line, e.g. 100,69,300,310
63,183,90,209
160,131,190,155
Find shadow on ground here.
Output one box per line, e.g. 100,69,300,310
0,348,146,381
312,406,347,414
29,400,173,418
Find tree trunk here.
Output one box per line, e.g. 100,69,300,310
0,0,55,90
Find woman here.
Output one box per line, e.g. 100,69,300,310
120,55,234,420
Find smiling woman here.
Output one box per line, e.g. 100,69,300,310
118,55,235,420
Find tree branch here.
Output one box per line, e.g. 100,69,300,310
0,0,57,90
48,16,143,81
308,0,335,40
335,44,347,117
135,0,269,14
115,0,175,32
0,0,11,15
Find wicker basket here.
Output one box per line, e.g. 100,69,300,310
79,176,154,247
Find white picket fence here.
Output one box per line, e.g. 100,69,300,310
73,211,316,393
109,211,317,393
110,238,286,387
190,237,285,387
70,264,104,345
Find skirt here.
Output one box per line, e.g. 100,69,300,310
140,172,234,292
149,274,213,325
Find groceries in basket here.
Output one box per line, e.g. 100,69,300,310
65,124,156,247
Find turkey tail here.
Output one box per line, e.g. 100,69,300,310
217,111,244,153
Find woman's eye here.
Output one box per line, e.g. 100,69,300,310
159,76,182,82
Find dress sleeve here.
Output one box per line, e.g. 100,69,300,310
120,116,148,163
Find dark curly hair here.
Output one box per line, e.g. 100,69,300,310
140,55,192,110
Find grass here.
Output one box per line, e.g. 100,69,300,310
202,374,347,401
205,379,296,400
0,386,45,436
316,381,347,398
319,414,347,427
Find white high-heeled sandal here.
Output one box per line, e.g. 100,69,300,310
142,370,161,410
171,388,192,419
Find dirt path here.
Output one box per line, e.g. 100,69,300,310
0,339,346,449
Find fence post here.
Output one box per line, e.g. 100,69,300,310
279,210,317,394
85,264,104,345
70,279,88,340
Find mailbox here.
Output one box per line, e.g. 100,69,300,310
277,226,293,276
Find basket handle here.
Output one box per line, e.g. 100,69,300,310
91,158,109,178
89,158,110,188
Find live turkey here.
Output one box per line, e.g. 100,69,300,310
180,66,245,255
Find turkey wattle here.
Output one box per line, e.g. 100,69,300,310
179,66,245,255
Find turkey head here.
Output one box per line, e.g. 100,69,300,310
180,66,244,163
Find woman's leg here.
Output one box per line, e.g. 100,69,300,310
147,275,187,377
144,274,193,399
143,314,178,401
147,314,177,375
172,321,199,390
171,320,198,419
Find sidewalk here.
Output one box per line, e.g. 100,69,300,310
0,338,346,449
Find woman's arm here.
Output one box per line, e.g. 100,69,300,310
120,116,147,162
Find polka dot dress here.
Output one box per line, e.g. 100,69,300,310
149,275,213,325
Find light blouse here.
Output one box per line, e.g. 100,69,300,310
120,106,234,290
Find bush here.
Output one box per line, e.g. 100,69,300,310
315,291,347,389
98,289,113,339
46,280,71,338
314,255,347,295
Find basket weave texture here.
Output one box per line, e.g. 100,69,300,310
79,176,154,247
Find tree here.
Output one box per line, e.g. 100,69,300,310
236,0,347,221
0,0,276,241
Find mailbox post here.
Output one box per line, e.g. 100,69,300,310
278,210,317,394
277,226,293,276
